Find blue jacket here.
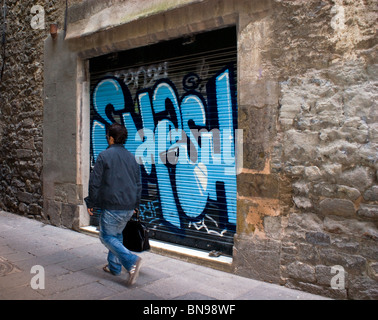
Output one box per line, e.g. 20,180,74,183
85,144,142,210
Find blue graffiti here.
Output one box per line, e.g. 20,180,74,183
91,66,237,234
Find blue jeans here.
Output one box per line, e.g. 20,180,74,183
99,209,139,275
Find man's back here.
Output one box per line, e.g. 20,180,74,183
85,144,142,211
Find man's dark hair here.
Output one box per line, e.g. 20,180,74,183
108,123,128,144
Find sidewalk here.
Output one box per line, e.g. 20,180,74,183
0,210,329,301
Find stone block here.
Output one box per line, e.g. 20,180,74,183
367,262,378,281
338,167,374,192
237,173,279,198
233,234,282,284
279,93,302,119
318,248,366,274
237,197,280,235
363,186,378,201
239,105,277,171
239,105,277,142
286,261,316,283
17,192,35,205
236,198,258,234
280,243,298,266
22,138,36,150
323,216,378,240
293,196,313,210
283,130,319,163
331,238,359,254
292,181,309,195
18,203,28,214
285,279,347,299
297,243,319,265
287,212,323,233
286,166,305,177
239,80,279,108
61,204,79,229
319,198,356,217
335,185,361,201
55,183,82,205
305,231,331,246
357,204,378,219
318,141,359,165
315,265,337,287
264,216,283,240
242,142,267,171
16,149,33,159
304,166,322,181
45,200,61,226
348,276,378,300
29,204,41,216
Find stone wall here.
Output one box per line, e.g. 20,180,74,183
0,1,80,220
277,64,377,299
234,0,378,299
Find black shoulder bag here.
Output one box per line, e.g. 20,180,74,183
123,208,150,252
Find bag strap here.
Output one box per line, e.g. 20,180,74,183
134,207,140,219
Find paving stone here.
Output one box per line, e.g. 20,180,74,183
48,281,117,300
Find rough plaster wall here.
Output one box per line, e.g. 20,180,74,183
0,1,80,219
235,0,377,299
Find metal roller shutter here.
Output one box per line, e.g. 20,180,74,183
89,27,237,255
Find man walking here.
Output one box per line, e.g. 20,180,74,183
85,123,142,286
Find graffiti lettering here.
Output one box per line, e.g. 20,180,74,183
91,66,237,235
114,62,169,90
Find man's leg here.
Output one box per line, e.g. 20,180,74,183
106,251,122,275
99,209,139,274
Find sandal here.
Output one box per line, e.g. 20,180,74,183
103,265,119,276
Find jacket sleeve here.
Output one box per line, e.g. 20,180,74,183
84,155,105,209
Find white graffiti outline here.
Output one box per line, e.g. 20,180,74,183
188,214,227,237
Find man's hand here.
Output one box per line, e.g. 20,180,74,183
87,208,94,216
